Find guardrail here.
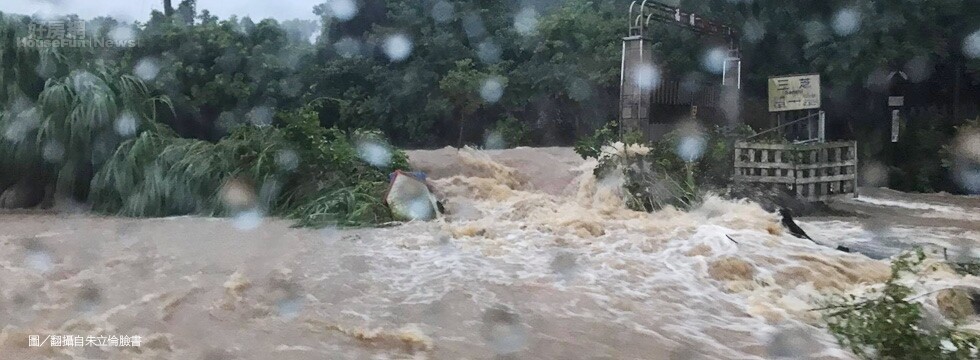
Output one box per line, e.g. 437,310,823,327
733,140,858,202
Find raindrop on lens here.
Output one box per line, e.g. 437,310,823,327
485,131,506,150
480,77,505,103
247,107,273,127
832,8,860,36
134,57,160,81
481,306,527,355
431,1,454,23
356,140,393,167
327,0,358,21
383,34,413,62
109,25,135,44
334,37,361,58
514,8,539,36
232,209,264,231
676,136,706,162
477,41,502,64
964,30,980,59
42,141,65,163
25,249,53,273
275,149,299,172
276,296,303,320
633,63,661,90
702,48,727,74
115,112,138,137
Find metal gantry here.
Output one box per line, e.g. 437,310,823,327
620,1,741,140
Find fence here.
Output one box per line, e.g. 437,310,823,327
733,141,858,202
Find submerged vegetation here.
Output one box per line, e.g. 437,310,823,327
821,250,980,359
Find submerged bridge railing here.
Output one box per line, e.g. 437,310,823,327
733,141,858,202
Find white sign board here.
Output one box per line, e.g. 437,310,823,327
768,74,820,112
888,96,904,107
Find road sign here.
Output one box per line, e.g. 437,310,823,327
768,74,820,112
891,110,900,142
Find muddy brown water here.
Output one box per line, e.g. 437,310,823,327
1,147,977,359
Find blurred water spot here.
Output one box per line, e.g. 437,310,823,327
326,0,358,21
633,63,661,91
405,197,435,221
4,107,40,141
702,48,726,74
477,41,502,64
462,14,487,40
134,57,160,81
108,25,135,44
383,34,413,62
480,77,505,103
25,249,53,273
42,140,65,163
275,149,299,172
743,18,765,43
964,30,980,59
356,140,393,167
334,37,361,58
76,283,103,313
514,8,539,36
71,71,100,93
221,178,256,211
676,135,706,162
861,161,889,187
904,56,932,83
550,251,578,279
485,131,506,150
864,68,890,91
247,107,274,127
481,305,527,355
567,78,592,101
767,326,823,358
114,111,138,137
802,21,829,43
832,8,860,36
276,296,303,320
431,1,454,23
232,209,264,231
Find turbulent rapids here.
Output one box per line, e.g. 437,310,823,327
1,147,978,359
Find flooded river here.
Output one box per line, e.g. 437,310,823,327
1,147,977,359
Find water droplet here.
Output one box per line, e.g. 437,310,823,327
462,14,487,40
383,34,413,62
481,306,527,355
702,48,727,74
232,209,264,231
276,296,303,320
832,8,861,36
633,63,661,90
551,251,578,279
431,1,455,23
963,30,980,59
114,111,138,137
480,77,505,103
334,37,362,58
134,57,160,81
514,8,539,36
743,18,765,43
485,131,506,149
326,0,358,21
356,140,393,167
109,25,135,44
477,41,502,64
247,107,274,127
42,140,65,163
275,149,299,172
25,249,53,273
676,135,706,162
